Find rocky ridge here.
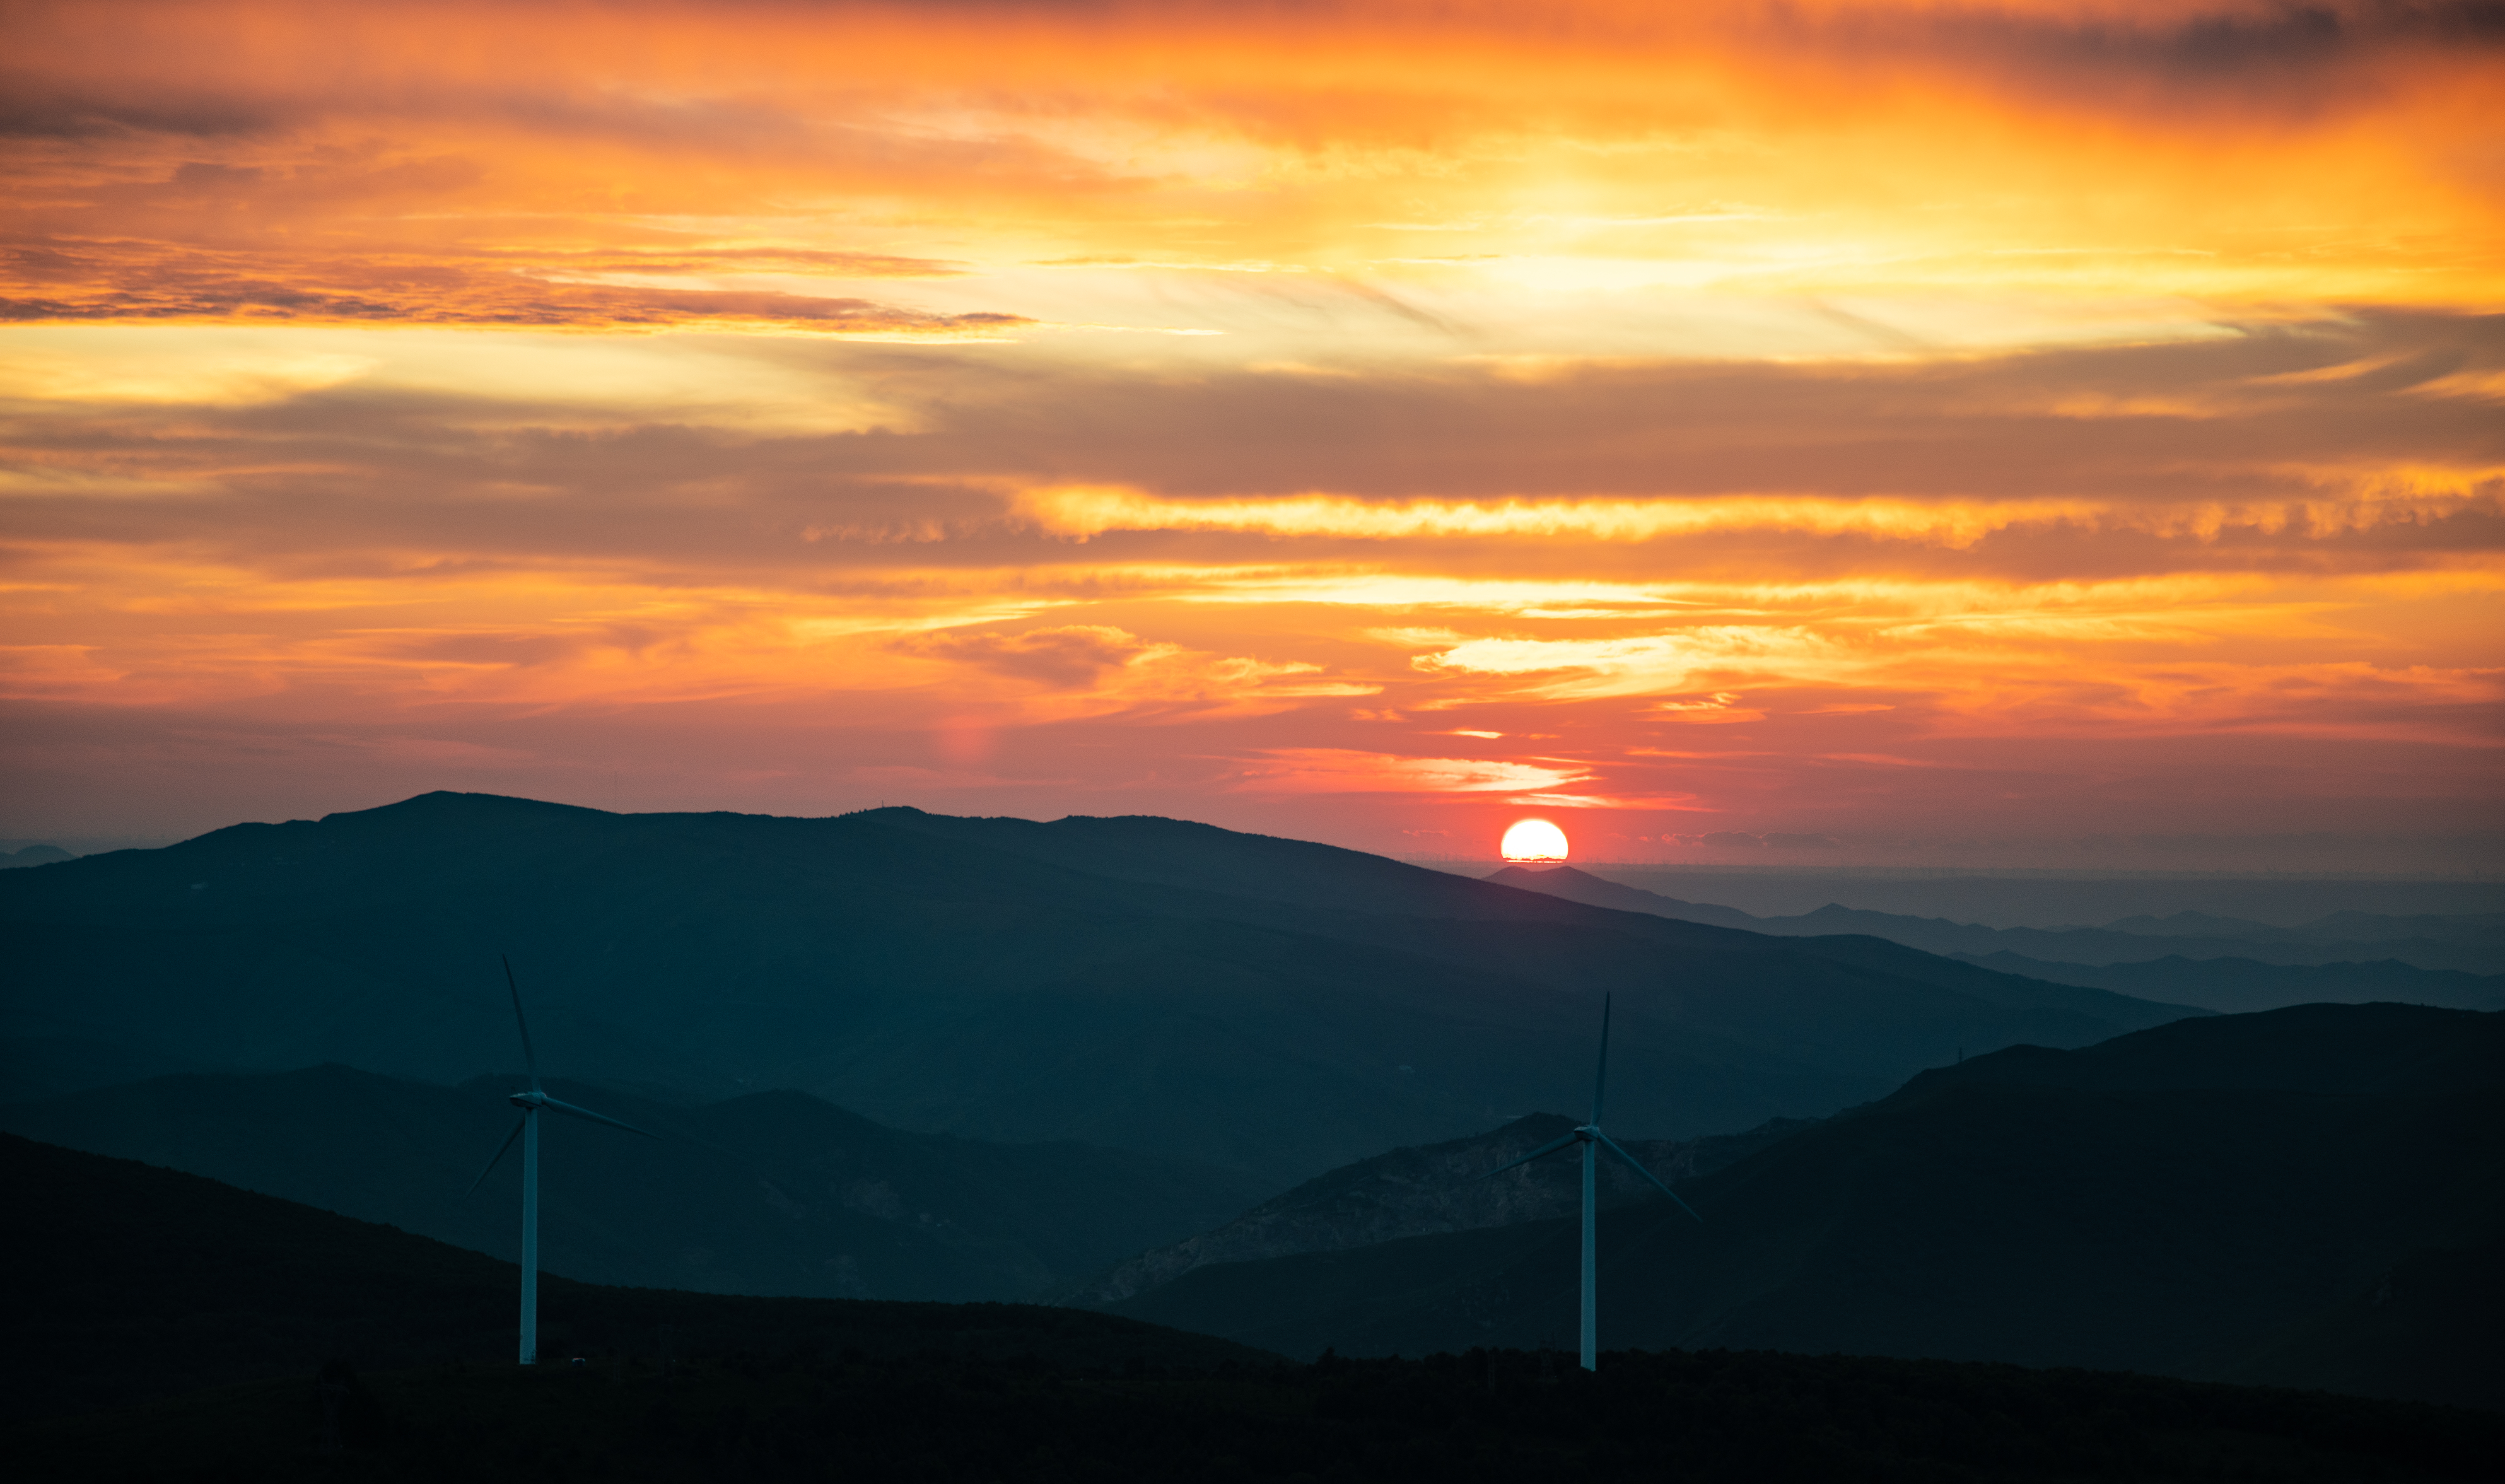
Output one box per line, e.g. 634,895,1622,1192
1065,1111,1808,1306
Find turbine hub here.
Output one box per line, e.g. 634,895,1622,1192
509,1090,545,1110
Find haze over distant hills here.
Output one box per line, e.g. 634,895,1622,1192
1103,1003,2505,1411
0,792,2204,1186
1475,868,2505,930
1487,866,2505,1011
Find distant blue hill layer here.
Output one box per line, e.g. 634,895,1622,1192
1489,865,2505,995
1949,951,2503,1013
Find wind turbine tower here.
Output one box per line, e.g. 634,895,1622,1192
1483,992,1701,1370
466,956,655,1365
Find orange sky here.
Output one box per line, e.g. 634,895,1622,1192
3,0,2500,866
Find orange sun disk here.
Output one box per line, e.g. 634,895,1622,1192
1501,818,1569,864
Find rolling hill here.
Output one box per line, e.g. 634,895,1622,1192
0,1064,1264,1303
1102,1004,2505,1410
0,792,2199,1186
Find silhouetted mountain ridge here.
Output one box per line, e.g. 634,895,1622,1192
2,791,2200,1185
1889,1000,2505,1100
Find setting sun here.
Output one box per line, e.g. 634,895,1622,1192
1501,819,1569,865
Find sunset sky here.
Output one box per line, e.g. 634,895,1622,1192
4,0,2500,867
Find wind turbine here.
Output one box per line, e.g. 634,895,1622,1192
1483,992,1701,1371
465,956,655,1365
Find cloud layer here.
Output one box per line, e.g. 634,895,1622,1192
1,0,2497,863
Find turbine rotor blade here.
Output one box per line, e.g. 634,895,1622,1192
466,1116,527,1196
1594,1129,1703,1223
539,1094,659,1139
1592,992,1612,1127
1478,1129,1583,1180
502,955,541,1092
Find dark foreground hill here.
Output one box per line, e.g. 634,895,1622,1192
12,1138,2502,1484
1105,1005,2505,1410
0,792,2198,1185
0,1133,1261,1427
0,1065,1266,1302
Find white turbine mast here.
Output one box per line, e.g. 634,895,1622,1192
1482,992,1702,1370
465,955,656,1365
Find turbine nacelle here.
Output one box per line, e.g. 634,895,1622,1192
505,1086,654,1137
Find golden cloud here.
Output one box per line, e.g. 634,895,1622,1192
1234,749,1592,796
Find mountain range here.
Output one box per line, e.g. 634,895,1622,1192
1490,866,2505,1007
0,792,2202,1187
1098,1003,2505,1411
8,794,2502,1448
